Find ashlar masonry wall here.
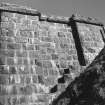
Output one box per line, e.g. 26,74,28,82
70,15,105,66
0,3,104,105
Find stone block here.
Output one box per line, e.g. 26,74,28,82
67,49,77,55
29,59,35,65
0,50,5,56
0,56,6,65
34,44,40,50
43,68,49,77
44,76,55,86
47,47,55,54
35,59,43,67
11,96,20,105
6,37,15,43
0,85,7,95
28,38,34,44
19,30,33,38
0,75,9,85
39,48,47,54
1,21,15,30
28,15,39,21
0,36,7,42
39,54,51,60
40,37,53,42
27,44,34,50
15,13,26,23
0,96,6,105
58,32,65,37
7,43,21,49
1,11,14,19
59,28,68,33
1,28,15,37
20,75,25,84
33,38,40,44
72,55,78,60
40,42,51,48
8,75,15,84
9,66,17,74
53,70,58,76
0,49,15,57
15,37,28,43
14,75,21,84
57,84,66,92
59,60,67,68
23,58,29,65
43,61,52,68
38,85,49,93
66,55,72,60
7,57,15,65
16,50,27,57
18,65,30,74
21,18,31,25
51,54,59,60
6,50,15,57
18,86,25,95
48,68,56,76
0,65,9,74
30,66,36,74
34,31,39,38
32,84,38,93
60,43,68,49
38,75,45,84
24,85,33,95
17,58,23,65
32,75,38,83
9,75,20,84
39,30,48,37
22,43,28,50
7,85,18,95
37,94,49,102
19,96,28,104
29,51,39,58
25,75,31,84
0,41,7,49
35,66,43,75
6,96,12,105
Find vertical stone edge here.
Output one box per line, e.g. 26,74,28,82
101,26,105,43
69,16,86,66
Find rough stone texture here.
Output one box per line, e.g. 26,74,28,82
76,22,105,65
50,46,105,105
0,2,104,105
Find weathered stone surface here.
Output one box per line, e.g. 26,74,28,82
0,2,105,105
7,43,21,49
50,46,105,105
76,22,104,66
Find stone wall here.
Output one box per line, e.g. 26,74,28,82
0,3,104,105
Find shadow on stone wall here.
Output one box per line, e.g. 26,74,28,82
50,46,105,105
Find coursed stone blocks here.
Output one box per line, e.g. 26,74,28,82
0,2,105,105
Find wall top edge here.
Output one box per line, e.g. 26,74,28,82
71,14,104,26
0,2,70,24
0,2,104,25
0,2,41,15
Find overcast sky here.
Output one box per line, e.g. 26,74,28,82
1,0,105,24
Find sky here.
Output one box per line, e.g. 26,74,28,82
1,0,105,24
